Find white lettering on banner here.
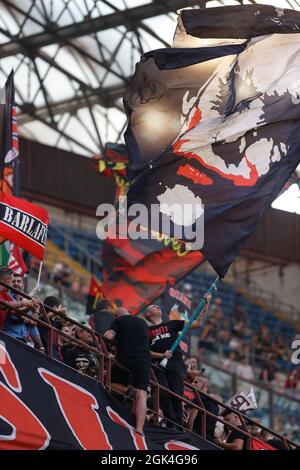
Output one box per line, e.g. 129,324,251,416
0,203,48,247
18,214,30,232
3,206,13,223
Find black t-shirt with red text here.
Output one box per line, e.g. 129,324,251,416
148,320,185,371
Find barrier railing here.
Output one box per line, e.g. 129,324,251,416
0,280,299,450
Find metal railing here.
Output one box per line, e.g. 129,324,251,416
201,359,300,431
0,280,299,450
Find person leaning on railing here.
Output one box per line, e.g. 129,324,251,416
0,267,43,350
39,296,68,360
187,376,221,442
215,409,249,450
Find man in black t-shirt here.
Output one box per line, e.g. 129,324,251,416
104,308,151,435
215,410,249,450
145,293,211,427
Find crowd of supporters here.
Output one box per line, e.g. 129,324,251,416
0,266,298,448
196,296,300,396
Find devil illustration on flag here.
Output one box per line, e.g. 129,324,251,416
124,4,300,278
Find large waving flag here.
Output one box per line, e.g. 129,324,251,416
125,4,300,278
97,143,203,314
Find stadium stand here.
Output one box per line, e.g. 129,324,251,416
0,280,298,450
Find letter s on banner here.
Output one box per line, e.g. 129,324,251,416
39,368,112,450
0,343,50,450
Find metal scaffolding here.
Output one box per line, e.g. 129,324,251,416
0,0,300,157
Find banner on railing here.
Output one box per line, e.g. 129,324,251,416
0,332,218,450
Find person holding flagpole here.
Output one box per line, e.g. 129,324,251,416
145,292,212,427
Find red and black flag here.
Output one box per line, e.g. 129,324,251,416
0,71,19,197
95,143,129,199
86,275,103,315
0,193,48,259
98,144,204,314
124,4,300,278
101,233,203,314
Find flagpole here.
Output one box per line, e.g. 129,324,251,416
36,260,43,289
160,276,220,368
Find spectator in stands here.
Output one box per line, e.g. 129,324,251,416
271,336,289,362
260,429,287,450
198,319,217,352
261,354,278,385
210,297,224,321
58,324,75,358
223,351,239,374
0,267,32,329
232,319,246,339
232,303,247,323
217,328,231,348
52,263,64,284
6,273,44,351
89,299,114,335
235,356,255,381
185,356,205,382
256,326,272,358
215,410,249,450
74,353,90,375
64,325,99,377
145,292,212,428
104,308,151,436
285,365,300,395
0,268,42,348
187,376,220,442
283,416,299,440
52,263,72,288
39,296,67,360
228,334,243,353
247,423,261,438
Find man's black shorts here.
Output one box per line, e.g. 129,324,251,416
111,358,151,391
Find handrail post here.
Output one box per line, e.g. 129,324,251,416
151,369,160,427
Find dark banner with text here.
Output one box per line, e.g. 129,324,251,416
0,332,217,450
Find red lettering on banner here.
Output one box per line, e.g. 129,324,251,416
0,383,50,450
165,440,199,450
39,368,112,450
0,341,22,392
106,406,147,450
